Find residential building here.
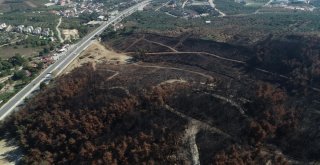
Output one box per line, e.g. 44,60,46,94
5,25,13,32
15,25,25,33
23,26,34,33
235,0,246,3
42,28,51,36
33,27,42,35
97,15,105,20
0,23,7,31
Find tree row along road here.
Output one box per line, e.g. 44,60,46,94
0,0,151,121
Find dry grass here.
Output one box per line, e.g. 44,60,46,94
62,29,79,41
24,1,37,8
0,46,41,59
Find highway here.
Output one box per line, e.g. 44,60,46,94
0,0,151,121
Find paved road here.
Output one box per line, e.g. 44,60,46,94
208,0,226,17
0,0,151,121
254,0,273,14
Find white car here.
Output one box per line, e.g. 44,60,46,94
43,73,52,79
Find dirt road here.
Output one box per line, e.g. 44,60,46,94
133,63,214,80
56,17,64,43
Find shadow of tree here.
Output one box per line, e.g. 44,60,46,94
0,134,23,165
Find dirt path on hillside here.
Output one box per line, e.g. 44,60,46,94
145,52,246,63
164,104,232,165
124,36,145,51
133,63,214,80
56,17,64,43
143,39,178,52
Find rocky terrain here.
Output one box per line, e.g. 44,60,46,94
0,32,320,164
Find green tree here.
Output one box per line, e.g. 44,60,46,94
12,70,27,81
9,54,26,66
0,83,4,90
37,62,44,69
0,61,13,70
43,47,49,54
40,82,47,90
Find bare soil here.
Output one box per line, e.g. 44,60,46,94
0,46,41,59
24,1,37,8
0,140,19,165
64,40,131,73
62,29,79,41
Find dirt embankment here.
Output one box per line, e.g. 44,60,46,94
62,29,79,41
64,41,131,73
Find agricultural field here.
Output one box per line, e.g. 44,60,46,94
0,11,58,30
310,0,320,7
245,0,269,6
0,45,43,59
0,32,24,45
214,0,261,14
0,0,47,13
124,10,320,44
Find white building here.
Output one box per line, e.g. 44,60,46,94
15,25,25,33
0,23,7,30
23,26,34,33
97,15,105,20
42,28,51,36
235,0,246,3
108,10,119,18
33,27,42,35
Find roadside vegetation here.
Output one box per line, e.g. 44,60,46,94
0,54,43,105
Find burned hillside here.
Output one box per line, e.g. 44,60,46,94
1,33,320,164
